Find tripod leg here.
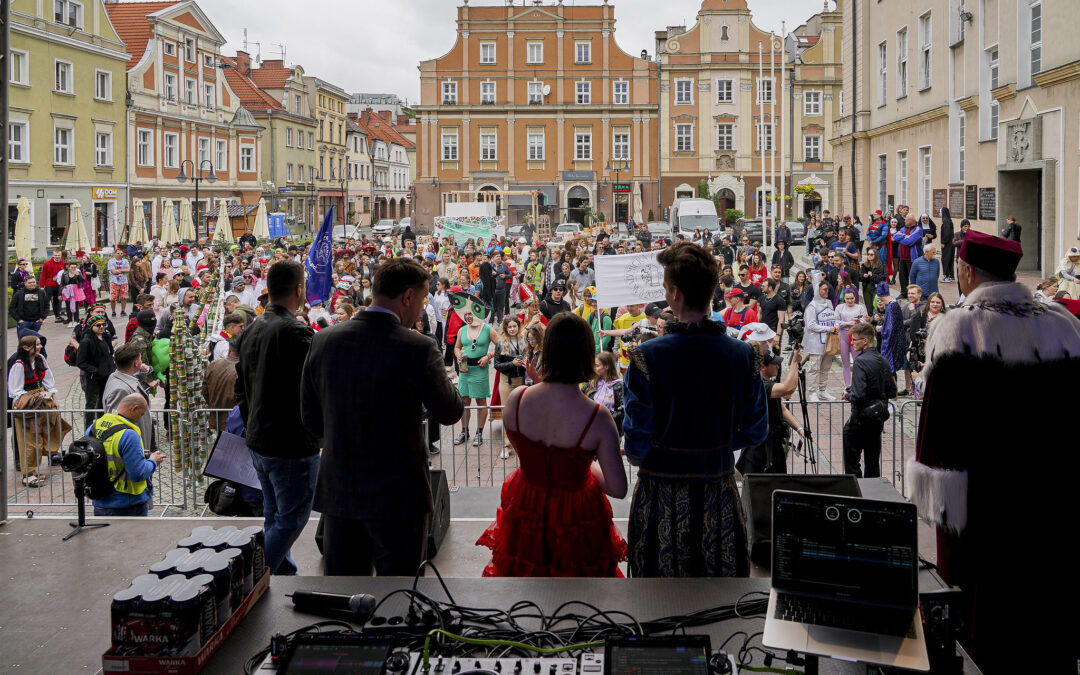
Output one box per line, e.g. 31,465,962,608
64,477,110,541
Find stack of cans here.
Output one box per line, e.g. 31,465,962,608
110,526,266,656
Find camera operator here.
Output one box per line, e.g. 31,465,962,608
736,347,804,475
841,323,896,478
88,393,165,516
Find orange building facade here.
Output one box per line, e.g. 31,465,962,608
415,2,660,232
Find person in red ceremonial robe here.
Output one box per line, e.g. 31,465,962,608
907,230,1080,674
477,312,627,577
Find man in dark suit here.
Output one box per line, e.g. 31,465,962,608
235,261,318,575
301,257,463,576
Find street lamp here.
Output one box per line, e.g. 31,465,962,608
176,159,217,240
338,173,348,229
605,159,629,224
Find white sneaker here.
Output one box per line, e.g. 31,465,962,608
819,391,837,401
806,393,820,402
499,449,512,460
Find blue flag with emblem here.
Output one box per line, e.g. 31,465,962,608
304,205,334,306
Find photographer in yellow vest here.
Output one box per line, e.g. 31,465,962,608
88,393,165,516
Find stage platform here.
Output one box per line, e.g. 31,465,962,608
0,479,942,673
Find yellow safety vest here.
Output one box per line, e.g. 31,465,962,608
93,413,147,496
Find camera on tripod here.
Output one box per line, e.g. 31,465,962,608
783,310,805,345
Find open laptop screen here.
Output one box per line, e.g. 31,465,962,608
771,491,918,608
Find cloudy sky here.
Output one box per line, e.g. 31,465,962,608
196,0,830,103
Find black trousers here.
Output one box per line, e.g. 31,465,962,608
45,286,63,319
897,258,913,293
321,513,428,576
942,243,956,278
493,289,507,323
737,437,787,475
83,376,105,429
842,417,883,478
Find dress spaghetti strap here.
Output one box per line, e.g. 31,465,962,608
574,404,602,448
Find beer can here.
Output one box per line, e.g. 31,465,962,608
176,550,230,627
176,525,216,549
239,526,266,580
149,547,192,578
200,525,239,551
215,548,245,610
224,531,256,595
111,577,161,653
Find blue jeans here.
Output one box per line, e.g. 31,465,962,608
15,321,42,340
93,503,149,516
249,450,319,576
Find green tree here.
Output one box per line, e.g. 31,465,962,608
647,209,655,222
697,180,711,199
724,208,744,225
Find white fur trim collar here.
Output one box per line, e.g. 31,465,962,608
907,458,968,534
921,281,1080,378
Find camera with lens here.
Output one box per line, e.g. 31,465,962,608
628,324,659,344
62,432,121,499
783,310,805,345
908,327,929,371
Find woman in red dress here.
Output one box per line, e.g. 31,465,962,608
477,313,628,577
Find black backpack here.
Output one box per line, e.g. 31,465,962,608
69,424,128,499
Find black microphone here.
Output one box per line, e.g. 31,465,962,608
289,591,377,623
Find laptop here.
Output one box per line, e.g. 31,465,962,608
763,490,929,671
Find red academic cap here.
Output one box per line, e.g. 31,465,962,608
959,230,1023,279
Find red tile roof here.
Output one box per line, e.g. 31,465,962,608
353,110,415,150
104,1,179,69
250,67,291,89
219,55,283,110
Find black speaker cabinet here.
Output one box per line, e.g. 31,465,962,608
741,473,862,568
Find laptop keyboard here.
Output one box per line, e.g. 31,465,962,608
774,592,913,637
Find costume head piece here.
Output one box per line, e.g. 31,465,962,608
875,281,891,298
449,291,489,325
86,315,106,330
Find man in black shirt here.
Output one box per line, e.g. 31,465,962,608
841,322,897,478
769,265,793,308
736,350,803,474
735,265,763,308
478,254,496,318
758,279,788,336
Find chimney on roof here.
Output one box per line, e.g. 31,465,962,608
261,59,283,69
378,111,392,122
397,114,409,126
235,50,251,76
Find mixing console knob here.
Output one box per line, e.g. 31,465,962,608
513,660,522,674
385,653,410,672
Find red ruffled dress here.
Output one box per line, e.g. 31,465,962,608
476,393,627,577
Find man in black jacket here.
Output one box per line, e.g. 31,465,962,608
841,322,897,478
302,257,463,576
235,261,318,576
539,280,571,319
10,276,49,340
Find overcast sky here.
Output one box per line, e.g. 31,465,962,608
196,0,829,104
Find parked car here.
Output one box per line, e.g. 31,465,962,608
397,217,412,232
647,221,672,244
331,225,362,243
776,220,806,245
372,219,396,236
554,222,583,239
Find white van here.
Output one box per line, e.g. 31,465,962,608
669,198,718,237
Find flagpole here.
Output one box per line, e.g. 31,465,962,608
779,23,786,246
758,40,765,229
768,31,775,260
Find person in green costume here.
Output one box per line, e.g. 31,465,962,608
451,291,498,447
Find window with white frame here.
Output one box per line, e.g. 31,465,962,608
958,113,966,183
441,130,458,161
756,123,773,151
527,130,545,160
203,53,214,68
164,73,177,101
185,78,197,105
287,164,293,182
716,123,734,151
878,155,888,211
480,131,497,161
10,49,29,85
804,134,821,161
675,124,693,152
184,37,196,62
1030,1,1042,76
878,42,888,106
989,48,999,139
203,83,215,108
96,130,112,166
95,69,111,100
528,81,543,103
286,127,293,147
576,80,591,104
897,28,908,98
613,130,630,160
137,129,153,166
163,132,179,168
8,121,28,162
53,125,73,164
918,147,932,215
480,41,496,64
919,13,932,90
481,81,496,103
54,60,72,93
309,167,315,182
54,0,82,28
198,137,210,166
574,131,592,160
757,77,773,104
803,90,821,115
442,81,457,104
216,139,227,170
527,41,543,64
308,132,314,149
240,145,254,172
613,80,629,104
896,150,908,206
575,41,591,63
716,79,733,103
675,78,693,105
163,41,176,56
